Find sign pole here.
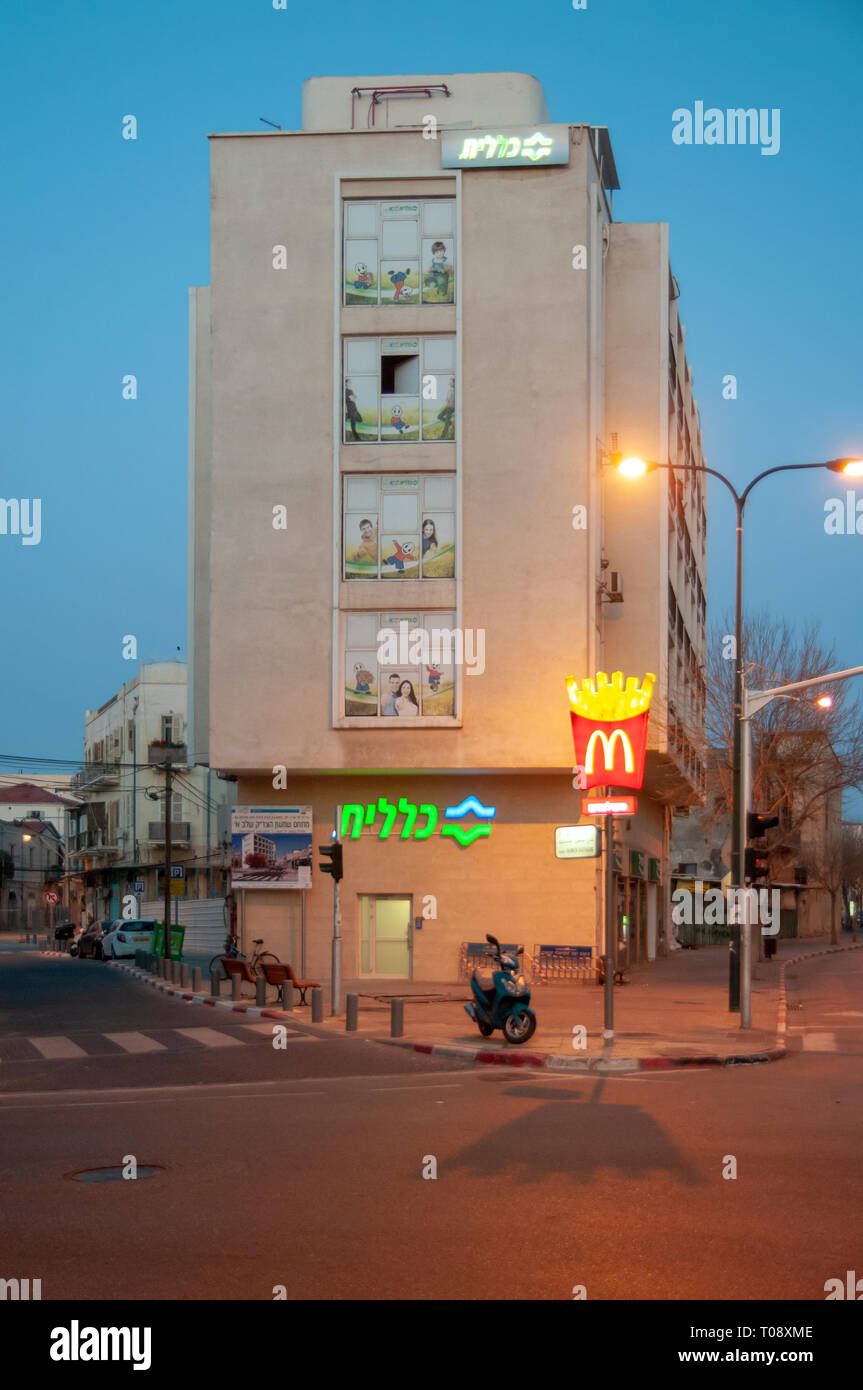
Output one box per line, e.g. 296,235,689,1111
603,788,615,1043
162,760,172,961
330,805,342,1016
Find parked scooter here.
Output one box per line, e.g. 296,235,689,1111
464,933,536,1044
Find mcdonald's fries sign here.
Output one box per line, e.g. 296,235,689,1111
565,670,655,791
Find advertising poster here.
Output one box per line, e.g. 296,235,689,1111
231,807,313,889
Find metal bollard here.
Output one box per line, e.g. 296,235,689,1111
390,997,404,1038
231,971,241,1002
181,963,191,989
210,967,221,997
171,960,181,985
311,987,323,1023
255,974,266,1006
192,966,202,993
346,994,358,1032
281,979,294,1011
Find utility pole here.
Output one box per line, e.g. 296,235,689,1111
603,799,615,1043
163,761,172,960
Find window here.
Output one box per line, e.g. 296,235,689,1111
344,611,457,719
344,336,455,444
162,717,174,743
343,475,455,579
344,199,455,306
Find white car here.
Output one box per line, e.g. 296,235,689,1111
102,920,158,959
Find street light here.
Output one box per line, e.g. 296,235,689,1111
614,451,863,1014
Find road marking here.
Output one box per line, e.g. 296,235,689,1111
801,1032,838,1051
369,1083,464,1092
174,1027,245,1049
27,1036,88,1059
103,1032,168,1054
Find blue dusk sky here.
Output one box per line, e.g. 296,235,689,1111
0,0,860,807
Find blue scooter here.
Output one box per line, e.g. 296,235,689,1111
464,933,537,1044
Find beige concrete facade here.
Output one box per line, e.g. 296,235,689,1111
190,72,707,982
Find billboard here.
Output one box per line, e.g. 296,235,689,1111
565,671,655,792
230,807,313,890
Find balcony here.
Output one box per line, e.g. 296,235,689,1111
147,742,187,766
67,830,121,856
147,822,191,843
76,763,120,789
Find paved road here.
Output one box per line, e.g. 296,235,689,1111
0,946,861,1300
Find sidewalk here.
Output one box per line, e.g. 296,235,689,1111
310,937,863,1070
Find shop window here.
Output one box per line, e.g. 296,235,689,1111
343,475,455,580
344,199,455,306
344,336,455,444
343,610,457,720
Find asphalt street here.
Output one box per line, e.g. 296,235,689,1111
1,944,861,1300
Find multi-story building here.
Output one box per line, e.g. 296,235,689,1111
0,816,64,933
68,662,231,922
189,71,707,982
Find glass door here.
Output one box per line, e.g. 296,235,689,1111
359,895,412,977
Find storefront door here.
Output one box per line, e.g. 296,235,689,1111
359,895,412,977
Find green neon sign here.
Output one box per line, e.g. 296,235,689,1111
341,795,496,847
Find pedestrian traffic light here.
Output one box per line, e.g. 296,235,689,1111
744,847,769,882
318,842,343,882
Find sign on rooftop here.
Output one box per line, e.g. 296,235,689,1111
441,126,570,169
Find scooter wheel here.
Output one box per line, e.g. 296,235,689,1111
503,1011,536,1045
477,1020,494,1037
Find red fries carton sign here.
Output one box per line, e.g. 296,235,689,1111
565,671,655,792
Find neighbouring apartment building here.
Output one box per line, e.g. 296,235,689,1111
189,72,707,982
68,662,231,924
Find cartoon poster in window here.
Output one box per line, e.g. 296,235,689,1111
344,241,378,305
344,377,378,443
379,668,421,718
345,652,379,717
344,513,379,578
421,659,455,716
420,513,455,578
421,376,455,440
380,262,419,305
381,534,420,579
381,395,419,442
422,238,454,303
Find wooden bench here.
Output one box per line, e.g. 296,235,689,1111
258,960,320,1006
221,956,257,991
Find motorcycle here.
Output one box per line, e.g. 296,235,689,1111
464,933,537,1045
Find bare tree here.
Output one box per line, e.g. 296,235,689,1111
842,826,863,942
802,824,863,945
704,614,863,843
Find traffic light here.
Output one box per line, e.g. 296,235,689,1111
744,811,779,884
318,842,343,882
746,811,780,839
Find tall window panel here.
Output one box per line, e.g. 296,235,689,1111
344,199,455,306
343,475,456,580
344,611,458,720
344,337,455,444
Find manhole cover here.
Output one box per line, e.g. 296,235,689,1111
66,1165,163,1183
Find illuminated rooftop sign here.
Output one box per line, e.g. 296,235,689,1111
565,671,655,791
341,795,495,847
441,126,570,169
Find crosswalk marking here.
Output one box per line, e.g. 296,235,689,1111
104,1031,167,1054
27,1036,87,1060
174,1027,245,1049
801,1032,838,1052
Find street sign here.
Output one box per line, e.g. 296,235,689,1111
132,879,145,894
169,866,185,879
43,890,60,906
554,825,601,860
582,795,637,816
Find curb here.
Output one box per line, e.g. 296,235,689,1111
42,940,863,1071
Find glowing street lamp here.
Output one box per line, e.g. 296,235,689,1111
613,448,863,1014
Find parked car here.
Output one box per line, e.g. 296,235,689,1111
53,922,77,941
102,920,158,960
76,920,113,960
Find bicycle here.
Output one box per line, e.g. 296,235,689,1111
209,935,280,981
